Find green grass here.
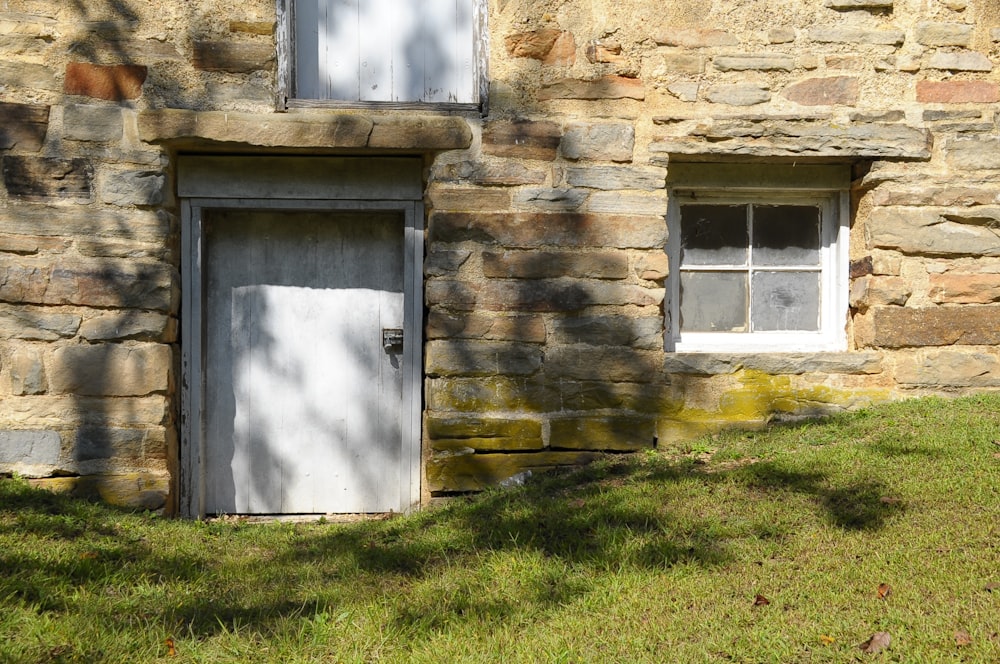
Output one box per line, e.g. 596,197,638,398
2,394,999,663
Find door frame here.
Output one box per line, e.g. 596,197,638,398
178,156,424,518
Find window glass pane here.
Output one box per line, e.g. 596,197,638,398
753,205,821,266
751,271,820,331
680,205,748,266
680,271,747,332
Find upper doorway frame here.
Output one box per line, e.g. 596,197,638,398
178,156,424,518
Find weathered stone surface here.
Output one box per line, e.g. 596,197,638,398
482,250,628,279
824,0,893,8
0,430,60,475
482,119,562,160
868,208,1000,256
929,273,1000,304
428,187,511,212
0,395,169,428
505,29,575,65
433,161,547,186
946,138,1000,169
559,381,678,413
429,212,667,249
782,77,859,106
538,76,644,100
427,417,543,452
551,315,663,349
894,349,1000,387
102,170,164,206
636,253,669,281
926,52,992,72
426,451,600,493
192,41,274,72
586,39,627,64
513,187,587,211
666,82,699,101
75,239,169,261
917,80,999,103
62,104,123,142
0,259,176,311
923,110,982,121
0,101,48,150
824,56,864,70
660,53,704,74
79,311,176,342
872,184,1000,206
425,340,543,376
550,417,656,451
9,347,46,395
547,346,661,382
205,82,273,105
565,165,666,191
652,28,738,47
869,305,1000,347
0,207,170,243
769,28,796,44
714,55,795,71
809,28,904,45
64,62,146,101
424,249,471,277
0,234,67,255
705,84,770,106
850,275,911,309
914,22,972,47
0,60,57,91
230,20,274,35
2,157,93,202
662,352,883,375
561,121,634,162
429,279,663,312
426,312,546,343
0,306,80,340
47,343,172,396
369,115,473,149
29,472,168,510
586,191,666,216
426,376,561,413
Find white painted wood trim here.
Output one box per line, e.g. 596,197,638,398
275,0,292,110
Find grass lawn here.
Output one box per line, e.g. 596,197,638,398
2,394,999,663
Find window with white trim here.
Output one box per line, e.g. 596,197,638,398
666,164,849,352
278,0,488,110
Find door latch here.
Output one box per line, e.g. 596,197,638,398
382,328,404,352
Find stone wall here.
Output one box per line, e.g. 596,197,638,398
2,0,1000,508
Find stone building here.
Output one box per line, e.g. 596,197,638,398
2,0,1000,516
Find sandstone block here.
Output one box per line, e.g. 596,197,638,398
869,207,1000,255
0,60,57,91
926,52,992,72
929,273,1000,303
850,275,911,309
424,249,471,277
0,429,61,475
205,82,274,105
550,416,656,451
564,165,667,191
586,191,666,216
429,212,667,249
559,381,679,413
64,62,147,101
428,187,511,212
868,305,1000,347
482,119,562,160
783,77,859,106
894,349,1000,387
769,28,796,44
586,40,627,64
538,76,644,101
425,340,543,376
662,352,882,375
660,53,705,74
28,472,168,510
561,121,635,162
551,315,663,349
79,311,176,342
636,253,669,281
923,109,982,121
871,184,1000,206
427,417,543,452
0,207,170,244
426,376,561,413
426,451,600,493
824,0,894,8
2,156,93,202
467,280,663,312
425,312,546,343
102,170,164,206
714,55,795,71
48,343,172,396
809,28,904,45
652,28,738,47
946,137,1000,168
667,82,699,102
9,347,46,395
368,115,473,149
482,250,628,279
192,41,274,72
506,29,567,61
230,21,275,35
0,235,68,255
546,346,661,382
433,161,547,186
705,84,770,106
0,101,49,150
62,104,123,142
513,187,587,211
40,261,176,311
0,306,80,340
914,22,972,47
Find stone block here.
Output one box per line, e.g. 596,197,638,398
0,429,61,475
32,260,176,311
714,55,795,71
0,101,49,150
550,416,656,451
229,21,274,35
425,340,544,376
929,273,1000,303
75,239,170,261
564,165,667,191
433,161,547,186
28,472,168,510
424,249,471,277
427,187,511,212
426,451,600,493
783,76,859,106
538,76,644,101
102,170,164,206
505,28,562,59
427,417,543,452
429,212,667,249
667,82,699,102
824,0,893,8
561,121,634,162
850,275,911,308
426,376,561,413
482,120,562,160
470,280,663,312
369,115,473,149
868,207,1000,256
62,104,123,142
0,234,68,255
652,28,738,47
551,315,663,349
9,347,46,395
946,137,1000,168
894,349,1000,387
64,62,147,101
769,28,796,44
660,53,705,74
192,41,274,72
559,381,678,413
636,253,669,281
914,22,972,47
868,305,1000,347
425,312,547,343
872,184,1000,206
0,207,171,244
586,191,667,216
513,187,588,211
0,60,57,91
586,39,627,64
79,311,176,342
547,346,661,382
482,250,628,279
47,343,172,397
662,352,882,375
0,306,80,340
705,84,770,106
809,28,904,45
926,52,992,72
2,156,93,202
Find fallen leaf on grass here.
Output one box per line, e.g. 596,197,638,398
820,635,836,645
569,498,586,508
955,630,972,647
166,637,176,657
79,551,98,560
878,496,901,505
985,582,999,592
859,631,891,654
753,594,770,606
877,583,892,600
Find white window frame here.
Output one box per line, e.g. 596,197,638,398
275,0,489,112
666,164,850,353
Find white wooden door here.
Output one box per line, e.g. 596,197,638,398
203,209,404,514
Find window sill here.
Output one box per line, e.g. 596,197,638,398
663,351,882,376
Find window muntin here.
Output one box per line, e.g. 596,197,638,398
668,191,847,352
